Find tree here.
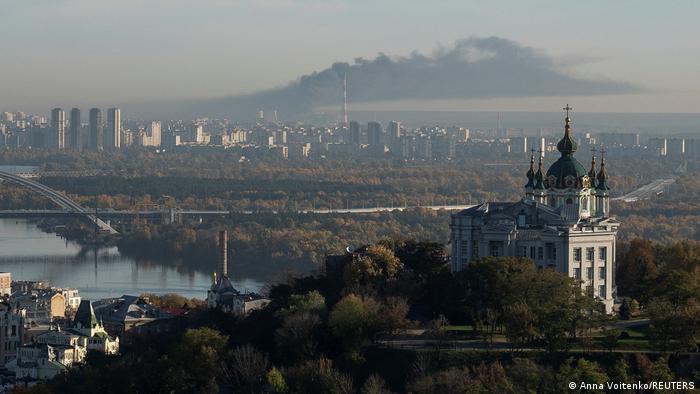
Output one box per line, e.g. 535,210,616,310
361,374,393,394
616,239,657,300
278,290,327,317
502,302,536,350
555,358,608,394
598,329,620,352
275,312,321,361
223,345,269,393
168,327,229,394
329,294,381,361
507,358,545,394
619,299,631,320
379,296,410,334
647,298,680,352
608,358,631,385
266,367,288,394
345,245,402,289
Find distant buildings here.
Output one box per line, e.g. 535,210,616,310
0,272,11,296
0,302,24,365
50,108,65,150
89,108,103,150
106,108,121,149
8,300,119,382
69,108,81,150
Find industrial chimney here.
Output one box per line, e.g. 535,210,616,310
219,230,228,278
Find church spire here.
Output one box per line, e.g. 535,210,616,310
596,148,610,191
588,148,597,188
534,152,545,190
525,150,535,188
556,104,578,156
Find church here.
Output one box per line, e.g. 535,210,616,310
450,106,619,313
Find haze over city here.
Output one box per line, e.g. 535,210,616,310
3,2,700,392
2,1,700,116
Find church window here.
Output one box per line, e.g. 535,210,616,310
586,267,593,280
574,268,581,280
599,247,607,261
598,285,606,298
537,247,543,260
586,247,595,261
573,248,582,262
599,267,606,279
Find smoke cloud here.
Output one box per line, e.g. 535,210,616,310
133,37,640,120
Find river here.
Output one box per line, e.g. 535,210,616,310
0,218,263,301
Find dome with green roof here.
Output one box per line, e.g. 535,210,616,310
545,108,590,189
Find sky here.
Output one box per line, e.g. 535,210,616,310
1,0,699,115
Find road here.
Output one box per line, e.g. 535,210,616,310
613,177,677,202
0,205,475,218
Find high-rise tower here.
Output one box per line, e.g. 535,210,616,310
69,108,81,150
106,108,121,149
342,73,348,126
50,108,65,150
89,108,103,150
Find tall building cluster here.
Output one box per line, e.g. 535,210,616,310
3,107,125,151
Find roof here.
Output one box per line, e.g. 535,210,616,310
92,295,173,324
211,275,238,294
74,300,98,329
546,155,588,189
454,199,570,227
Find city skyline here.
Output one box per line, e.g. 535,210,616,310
1,1,699,115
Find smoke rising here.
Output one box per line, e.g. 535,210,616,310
133,37,640,120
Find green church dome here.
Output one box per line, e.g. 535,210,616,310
546,155,588,189
545,106,589,189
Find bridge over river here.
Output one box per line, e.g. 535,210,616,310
0,170,118,234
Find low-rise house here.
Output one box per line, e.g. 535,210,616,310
58,288,81,312
5,299,120,384
0,273,11,297
7,343,67,382
92,295,174,338
0,302,24,365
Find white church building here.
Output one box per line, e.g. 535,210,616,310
450,107,619,312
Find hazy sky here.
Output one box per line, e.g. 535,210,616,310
1,0,699,114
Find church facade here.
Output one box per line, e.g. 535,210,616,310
450,107,619,312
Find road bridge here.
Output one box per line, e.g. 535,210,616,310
0,170,118,234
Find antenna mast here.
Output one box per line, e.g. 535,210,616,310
342,73,348,126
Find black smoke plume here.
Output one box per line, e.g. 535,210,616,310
132,37,639,120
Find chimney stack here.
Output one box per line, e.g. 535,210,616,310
219,230,228,277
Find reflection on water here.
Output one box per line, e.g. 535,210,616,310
0,219,262,300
